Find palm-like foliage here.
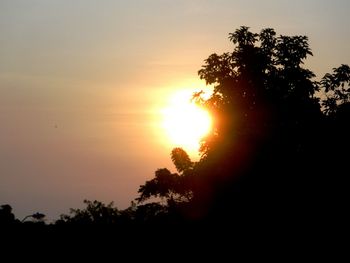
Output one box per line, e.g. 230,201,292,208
137,148,194,204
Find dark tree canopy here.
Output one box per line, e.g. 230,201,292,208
197,26,321,158
137,26,350,225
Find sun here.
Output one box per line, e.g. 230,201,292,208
161,90,212,154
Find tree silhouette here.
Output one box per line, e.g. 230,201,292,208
22,212,46,224
0,204,18,225
195,27,350,224
321,64,350,115
197,26,320,156
139,26,349,225
57,200,120,225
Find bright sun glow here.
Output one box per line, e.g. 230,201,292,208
161,89,212,154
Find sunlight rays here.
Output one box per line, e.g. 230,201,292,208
160,89,212,155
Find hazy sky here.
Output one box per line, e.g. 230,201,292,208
1,0,349,221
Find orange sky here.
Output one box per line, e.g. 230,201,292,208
1,0,349,221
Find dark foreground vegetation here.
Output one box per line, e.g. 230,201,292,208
1,27,349,243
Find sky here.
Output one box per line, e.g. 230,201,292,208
1,0,349,221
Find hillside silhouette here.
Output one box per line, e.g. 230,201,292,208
1,27,349,237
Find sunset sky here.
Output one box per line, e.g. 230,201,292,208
1,0,349,221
